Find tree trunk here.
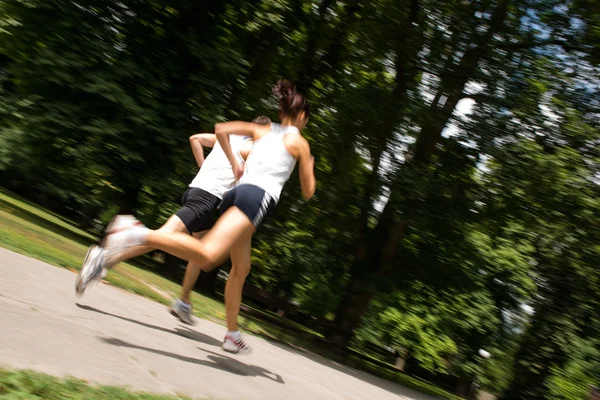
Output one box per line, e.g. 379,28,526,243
329,289,374,347
456,376,475,398
503,296,573,399
327,0,423,347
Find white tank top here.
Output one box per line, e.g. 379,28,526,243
189,135,250,199
239,123,299,202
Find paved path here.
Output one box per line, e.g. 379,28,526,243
0,248,437,400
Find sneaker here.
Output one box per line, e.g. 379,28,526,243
169,299,195,325
75,245,105,296
222,333,253,355
104,215,139,238
103,215,146,263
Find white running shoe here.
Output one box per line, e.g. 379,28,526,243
169,299,195,325
103,215,146,263
104,215,139,238
222,333,253,355
75,245,105,296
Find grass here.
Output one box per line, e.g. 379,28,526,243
0,189,461,400
0,190,96,241
0,368,197,400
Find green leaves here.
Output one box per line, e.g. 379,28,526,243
547,339,600,400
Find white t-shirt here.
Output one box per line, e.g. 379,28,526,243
238,123,299,203
189,135,251,199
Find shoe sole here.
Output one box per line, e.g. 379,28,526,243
222,346,253,355
221,337,253,355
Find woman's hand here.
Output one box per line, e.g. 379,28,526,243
232,161,244,180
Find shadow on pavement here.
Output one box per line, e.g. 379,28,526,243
76,303,221,346
100,337,285,384
265,341,439,400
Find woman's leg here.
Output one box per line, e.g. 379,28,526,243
225,230,252,332
144,207,254,272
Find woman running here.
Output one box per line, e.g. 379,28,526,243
101,80,315,353
76,117,269,326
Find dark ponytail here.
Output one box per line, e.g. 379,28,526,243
273,80,310,120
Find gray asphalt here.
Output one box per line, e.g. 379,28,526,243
0,248,438,400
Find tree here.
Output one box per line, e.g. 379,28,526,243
1,1,598,393
326,0,521,347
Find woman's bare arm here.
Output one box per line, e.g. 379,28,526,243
215,121,265,178
284,134,315,200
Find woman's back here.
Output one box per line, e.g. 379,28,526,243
239,123,299,202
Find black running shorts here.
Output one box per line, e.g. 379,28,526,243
175,187,221,233
220,184,276,228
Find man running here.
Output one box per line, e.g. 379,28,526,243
76,117,270,329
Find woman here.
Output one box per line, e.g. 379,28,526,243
103,80,315,353
76,118,270,328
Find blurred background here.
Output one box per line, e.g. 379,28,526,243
0,0,598,399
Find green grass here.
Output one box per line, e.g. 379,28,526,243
0,190,95,241
0,368,197,399
0,189,461,400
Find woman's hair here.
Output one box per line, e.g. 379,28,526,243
252,115,271,125
272,80,310,120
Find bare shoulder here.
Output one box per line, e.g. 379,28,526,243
283,132,308,148
283,133,308,158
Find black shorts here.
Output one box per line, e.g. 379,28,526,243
221,184,276,228
175,187,221,233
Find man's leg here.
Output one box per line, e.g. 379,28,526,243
172,231,230,324
179,230,208,304
179,229,230,302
